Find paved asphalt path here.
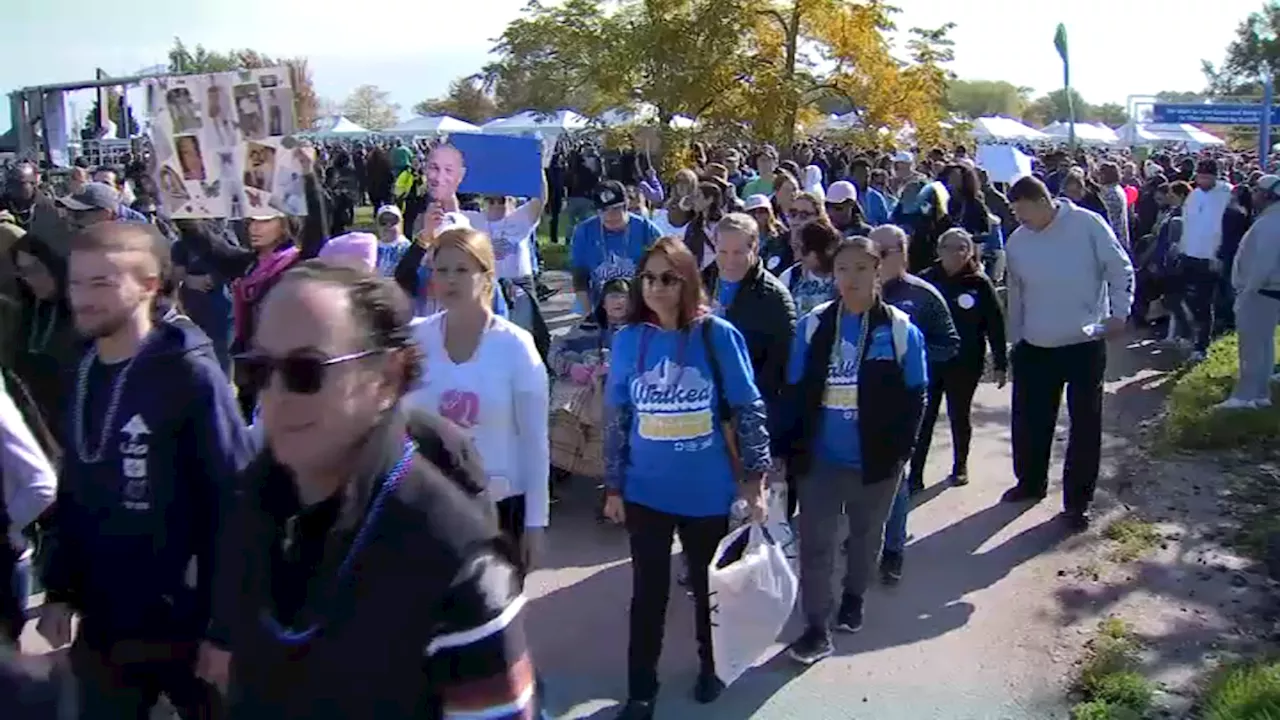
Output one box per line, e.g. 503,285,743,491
23,270,1161,719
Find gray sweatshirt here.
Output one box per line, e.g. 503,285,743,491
1232,202,1280,295
1006,200,1135,348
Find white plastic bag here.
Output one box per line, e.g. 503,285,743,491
708,522,800,687
729,484,798,573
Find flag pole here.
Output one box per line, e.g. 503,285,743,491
1054,23,1075,154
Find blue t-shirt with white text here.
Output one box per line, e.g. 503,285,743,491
607,316,760,517
570,214,661,303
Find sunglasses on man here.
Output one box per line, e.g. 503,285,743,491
235,349,384,395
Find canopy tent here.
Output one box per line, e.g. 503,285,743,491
969,116,1048,143
1117,122,1225,149
1041,121,1120,146
386,115,481,135
481,110,590,137
595,106,697,129
310,115,371,136
976,144,1034,184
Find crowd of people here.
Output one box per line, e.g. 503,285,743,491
0,125,1277,720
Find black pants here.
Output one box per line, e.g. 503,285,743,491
496,494,527,579
1181,257,1220,352
0,546,22,643
624,502,727,701
909,361,984,480
1010,340,1106,512
70,637,221,720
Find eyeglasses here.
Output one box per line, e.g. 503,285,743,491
235,349,383,395
639,271,683,288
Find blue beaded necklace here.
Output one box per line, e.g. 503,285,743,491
260,437,416,645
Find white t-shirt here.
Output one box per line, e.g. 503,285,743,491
464,201,541,280
405,313,551,527
650,208,687,238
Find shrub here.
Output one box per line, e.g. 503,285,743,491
1203,659,1280,720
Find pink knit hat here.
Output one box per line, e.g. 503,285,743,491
318,232,379,271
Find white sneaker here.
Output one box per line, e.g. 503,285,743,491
1256,398,1274,409
1214,397,1259,411
1270,372,1280,384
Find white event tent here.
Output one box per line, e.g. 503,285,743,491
310,115,370,136
1117,122,1225,149
969,116,1047,143
1041,121,1120,146
386,115,481,135
481,110,590,138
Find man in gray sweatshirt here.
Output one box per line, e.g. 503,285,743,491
1220,174,1280,410
1004,177,1134,531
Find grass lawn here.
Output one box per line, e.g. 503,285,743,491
1159,330,1280,454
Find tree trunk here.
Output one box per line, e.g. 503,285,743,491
782,0,803,147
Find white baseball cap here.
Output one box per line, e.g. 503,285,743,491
892,151,914,164
743,194,772,212
826,181,858,205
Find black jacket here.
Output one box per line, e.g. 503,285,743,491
701,260,796,436
782,300,926,483
919,264,1007,372
213,407,508,719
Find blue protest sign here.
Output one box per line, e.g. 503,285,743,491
445,133,543,198
1151,103,1280,126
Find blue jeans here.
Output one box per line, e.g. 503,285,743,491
882,474,910,554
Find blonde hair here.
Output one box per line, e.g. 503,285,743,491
432,227,496,302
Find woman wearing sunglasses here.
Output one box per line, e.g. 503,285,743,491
405,227,550,574
177,145,330,420
603,236,770,719
209,260,544,719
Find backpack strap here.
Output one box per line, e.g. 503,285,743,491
700,318,731,420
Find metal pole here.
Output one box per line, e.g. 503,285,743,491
1262,74,1274,171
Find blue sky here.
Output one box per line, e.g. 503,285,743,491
0,0,1263,133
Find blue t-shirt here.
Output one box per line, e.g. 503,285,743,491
570,214,661,303
714,279,740,315
607,316,760,517
786,302,928,469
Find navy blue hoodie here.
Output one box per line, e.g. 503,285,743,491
43,318,253,647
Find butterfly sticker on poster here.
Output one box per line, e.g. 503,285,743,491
144,68,307,219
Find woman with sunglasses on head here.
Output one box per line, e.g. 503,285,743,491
177,144,330,420
209,260,543,719
603,236,771,719
405,227,550,575
910,228,1007,489
743,193,792,276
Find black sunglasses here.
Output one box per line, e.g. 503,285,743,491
640,271,683,288
235,349,383,395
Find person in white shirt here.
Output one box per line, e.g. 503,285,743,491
405,227,550,574
1179,159,1234,356
0,371,57,643
467,187,551,359
373,204,411,278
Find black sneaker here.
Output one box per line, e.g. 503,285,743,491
1061,509,1091,532
949,469,969,486
907,474,925,495
1000,485,1047,504
880,549,903,586
613,699,655,720
786,627,834,665
835,594,864,633
536,282,559,301
692,672,724,704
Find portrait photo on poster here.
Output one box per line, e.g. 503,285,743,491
244,142,277,193
205,82,237,148
175,135,207,181
158,164,190,209
165,86,203,134
426,140,466,202
234,83,266,140
265,87,295,137
438,134,543,199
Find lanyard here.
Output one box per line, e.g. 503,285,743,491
832,302,871,369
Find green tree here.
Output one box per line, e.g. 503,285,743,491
413,76,498,124
81,94,139,140
1203,1,1280,96
1155,90,1206,103
1089,102,1128,126
166,37,318,130
342,84,400,130
1022,88,1088,125
946,79,1032,119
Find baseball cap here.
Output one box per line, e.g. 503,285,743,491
593,180,627,211
892,151,914,164
59,182,119,211
1256,174,1280,197
743,194,771,212
826,181,858,205
247,208,285,221
375,204,403,223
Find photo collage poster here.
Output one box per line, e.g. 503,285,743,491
144,68,306,219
